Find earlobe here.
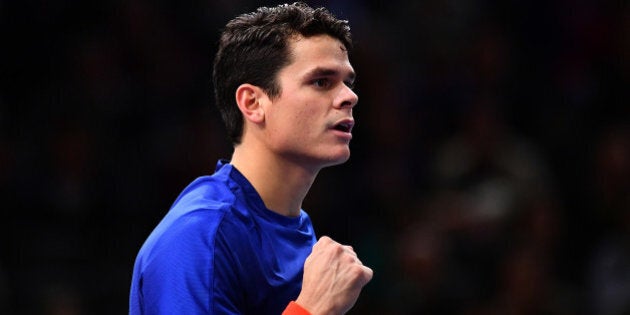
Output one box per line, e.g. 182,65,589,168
235,84,265,123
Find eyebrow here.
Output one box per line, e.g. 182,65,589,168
304,67,356,82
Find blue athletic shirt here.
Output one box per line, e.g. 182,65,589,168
129,160,317,314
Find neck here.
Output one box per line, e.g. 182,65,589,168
230,143,319,217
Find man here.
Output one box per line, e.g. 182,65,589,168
129,2,372,314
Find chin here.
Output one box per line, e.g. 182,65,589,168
320,150,351,168
288,145,351,170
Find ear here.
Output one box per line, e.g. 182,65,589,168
235,83,266,124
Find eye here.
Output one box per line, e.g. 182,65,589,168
312,78,331,89
344,80,356,90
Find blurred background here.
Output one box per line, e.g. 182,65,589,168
1,0,628,314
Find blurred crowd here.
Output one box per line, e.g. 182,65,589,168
1,0,628,314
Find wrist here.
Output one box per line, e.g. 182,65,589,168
294,296,336,315
282,301,312,315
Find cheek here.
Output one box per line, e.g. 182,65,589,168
293,104,322,133
270,93,326,140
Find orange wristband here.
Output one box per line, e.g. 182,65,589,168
282,301,311,315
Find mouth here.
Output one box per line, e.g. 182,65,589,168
332,119,354,133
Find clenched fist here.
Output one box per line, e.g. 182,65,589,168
295,236,373,315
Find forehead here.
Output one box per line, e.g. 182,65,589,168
283,34,354,76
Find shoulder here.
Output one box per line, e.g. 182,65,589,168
135,174,247,264
134,177,256,261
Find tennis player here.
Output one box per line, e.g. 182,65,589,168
129,2,372,314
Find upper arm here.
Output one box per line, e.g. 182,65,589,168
135,211,245,315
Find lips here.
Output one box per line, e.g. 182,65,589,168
332,119,355,133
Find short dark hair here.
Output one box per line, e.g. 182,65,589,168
213,2,353,144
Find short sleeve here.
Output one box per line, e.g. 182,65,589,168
131,210,245,314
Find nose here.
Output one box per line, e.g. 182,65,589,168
336,85,359,109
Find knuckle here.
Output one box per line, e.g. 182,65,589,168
349,265,365,280
332,243,345,255
343,253,357,264
319,235,332,243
